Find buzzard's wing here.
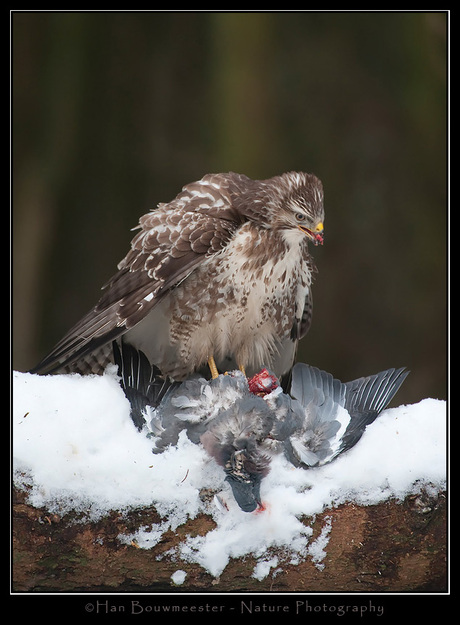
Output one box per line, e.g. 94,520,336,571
298,288,314,340
31,174,247,374
278,289,313,390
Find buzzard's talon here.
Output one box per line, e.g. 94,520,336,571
208,356,219,380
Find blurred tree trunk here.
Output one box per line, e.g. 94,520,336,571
209,13,281,176
12,486,446,593
12,13,88,370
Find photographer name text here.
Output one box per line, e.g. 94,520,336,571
86,599,385,617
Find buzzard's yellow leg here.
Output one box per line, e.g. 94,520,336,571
208,356,219,379
238,364,246,376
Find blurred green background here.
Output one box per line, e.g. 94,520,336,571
12,11,447,404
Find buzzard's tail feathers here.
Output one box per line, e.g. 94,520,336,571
29,304,125,375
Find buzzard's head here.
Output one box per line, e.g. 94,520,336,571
275,172,324,245
245,171,324,245
229,171,324,245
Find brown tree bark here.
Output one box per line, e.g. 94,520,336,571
12,485,446,593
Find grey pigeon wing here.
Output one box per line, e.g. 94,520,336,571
290,363,347,420
286,364,351,468
334,367,410,456
344,367,409,416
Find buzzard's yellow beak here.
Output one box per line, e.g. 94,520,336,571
298,222,324,246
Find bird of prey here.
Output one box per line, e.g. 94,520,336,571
31,171,324,381
114,344,409,512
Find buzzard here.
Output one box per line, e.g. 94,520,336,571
31,171,325,380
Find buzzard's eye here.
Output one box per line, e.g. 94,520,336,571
296,213,306,222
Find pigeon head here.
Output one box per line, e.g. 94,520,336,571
223,440,270,512
225,472,263,513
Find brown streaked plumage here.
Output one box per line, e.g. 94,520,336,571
31,171,324,380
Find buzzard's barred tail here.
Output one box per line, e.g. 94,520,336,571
30,343,116,376
29,308,126,375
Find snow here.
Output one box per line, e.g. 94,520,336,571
307,516,332,571
252,557,280,581
171,570,187,586
12,368,446,578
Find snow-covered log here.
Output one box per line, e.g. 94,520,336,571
12,369,447,592
13,485,446,593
